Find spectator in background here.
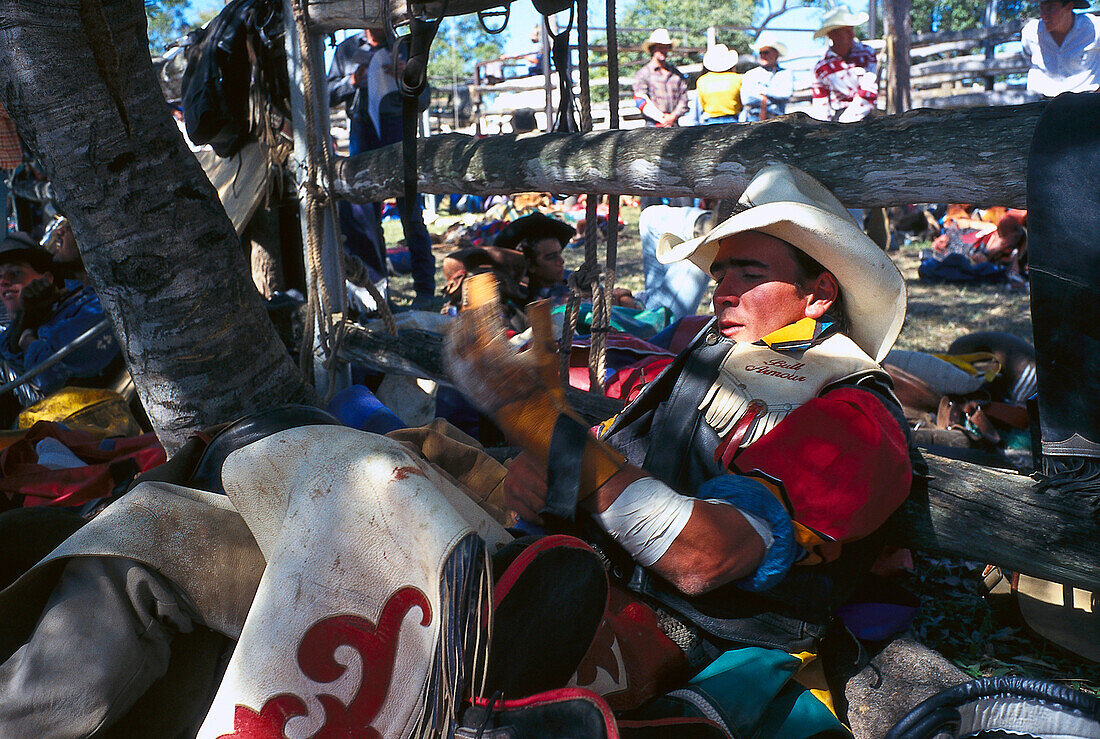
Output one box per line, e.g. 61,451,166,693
696,44,743,124
633,28,690,209
740,40,794,121
1022,0,1100,96
327,28,435,310
810,7,879,122
632,28,689,129
494,212,575,304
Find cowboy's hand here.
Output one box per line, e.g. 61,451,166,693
503,451,548,524
19,276,58,330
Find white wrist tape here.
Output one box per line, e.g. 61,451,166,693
591,477,694,566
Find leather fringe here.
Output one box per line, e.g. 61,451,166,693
1036,456,1100,518
413,533,493,738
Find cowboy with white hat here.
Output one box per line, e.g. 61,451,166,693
1021,0,1100,96
444,163,912,732
697,44,744,125
810,6,879,122
632,28,688,130
740,39,795,121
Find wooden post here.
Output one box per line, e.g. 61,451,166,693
983,0,999,92
882,0,912,114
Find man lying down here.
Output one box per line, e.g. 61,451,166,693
0,164,911,738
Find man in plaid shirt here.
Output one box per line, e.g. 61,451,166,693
810,7,879,123
632,28,689,128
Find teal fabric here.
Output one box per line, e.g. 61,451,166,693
551,303,672,340
685,647,849,738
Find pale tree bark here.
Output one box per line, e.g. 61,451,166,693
0,0,315,452
335,103,1044,208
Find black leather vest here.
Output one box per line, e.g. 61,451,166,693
595,319,900,653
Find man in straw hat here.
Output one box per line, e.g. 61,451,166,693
811,6,879,122
1021,0,1100,96
632,28,688,129
740,39,794,121
445,164,912,731
697,44,743,124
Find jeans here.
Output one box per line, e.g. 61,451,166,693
638,205,713,321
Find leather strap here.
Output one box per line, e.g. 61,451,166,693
542,414,589,521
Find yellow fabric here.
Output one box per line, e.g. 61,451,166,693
697,71,744,117
931,351,1002,383
761,317,818,346
18,387,141,438
790,651,840,718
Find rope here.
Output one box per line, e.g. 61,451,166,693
576,0,609,390
342,250,398,334
289,0,345,392
600,0,619,388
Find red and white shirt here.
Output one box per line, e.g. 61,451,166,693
811,42,879,122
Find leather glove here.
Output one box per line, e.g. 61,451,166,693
444,273,625,505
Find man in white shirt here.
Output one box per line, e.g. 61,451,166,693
740,40,795,121
1021,0,1100,97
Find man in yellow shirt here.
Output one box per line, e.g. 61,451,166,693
697,44,743,124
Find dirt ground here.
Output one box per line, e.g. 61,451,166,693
389,205,1034,355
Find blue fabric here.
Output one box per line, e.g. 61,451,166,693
704,114,739,125
696,474,799,592
918,253,1005,283
327,384,407,434
0,282,119,394
638,205,712,321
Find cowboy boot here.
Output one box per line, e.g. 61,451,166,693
1026,92,1100,504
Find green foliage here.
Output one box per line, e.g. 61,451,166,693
620,0,756,69
909,0,1031,34
145,0,193,54
427,16,506,82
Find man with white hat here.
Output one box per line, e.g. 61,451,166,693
810,6,879,122
740,39,795,121
1021,0,1100,96
447,164,912,731
632,28,688,129
696,44,743,124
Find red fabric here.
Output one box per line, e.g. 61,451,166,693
0,100,22,169
605,356,674,402
733,387,911,550
573,584,689,712
0,421,166,508
665,315,710,355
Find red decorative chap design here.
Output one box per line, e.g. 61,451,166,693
218,587,432,738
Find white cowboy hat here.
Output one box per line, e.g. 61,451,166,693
702,44,740,73
642,28,679,54
657,164,906,362
751,39,788,57
814,6,870,38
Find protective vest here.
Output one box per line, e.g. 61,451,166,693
597,318,903,653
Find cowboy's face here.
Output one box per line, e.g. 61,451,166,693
710,232,834,343
651,43,671,64
758,47,780,67
0,261,47,313
826,26,856,51
1038,0,1075,31
527,237,565,285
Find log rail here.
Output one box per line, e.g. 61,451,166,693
334,103,1044,208
340,326,1100,592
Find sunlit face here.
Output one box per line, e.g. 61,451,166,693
1038,0,1075,33
527,237,565,285
709,232,835,343
758,47,780,67
0,261,46,313
826,26,856,53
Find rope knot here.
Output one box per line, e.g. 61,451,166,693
568,262,601,297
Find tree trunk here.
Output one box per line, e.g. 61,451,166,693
0,0,315,452
335,103,1044,208
882,0,912,115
